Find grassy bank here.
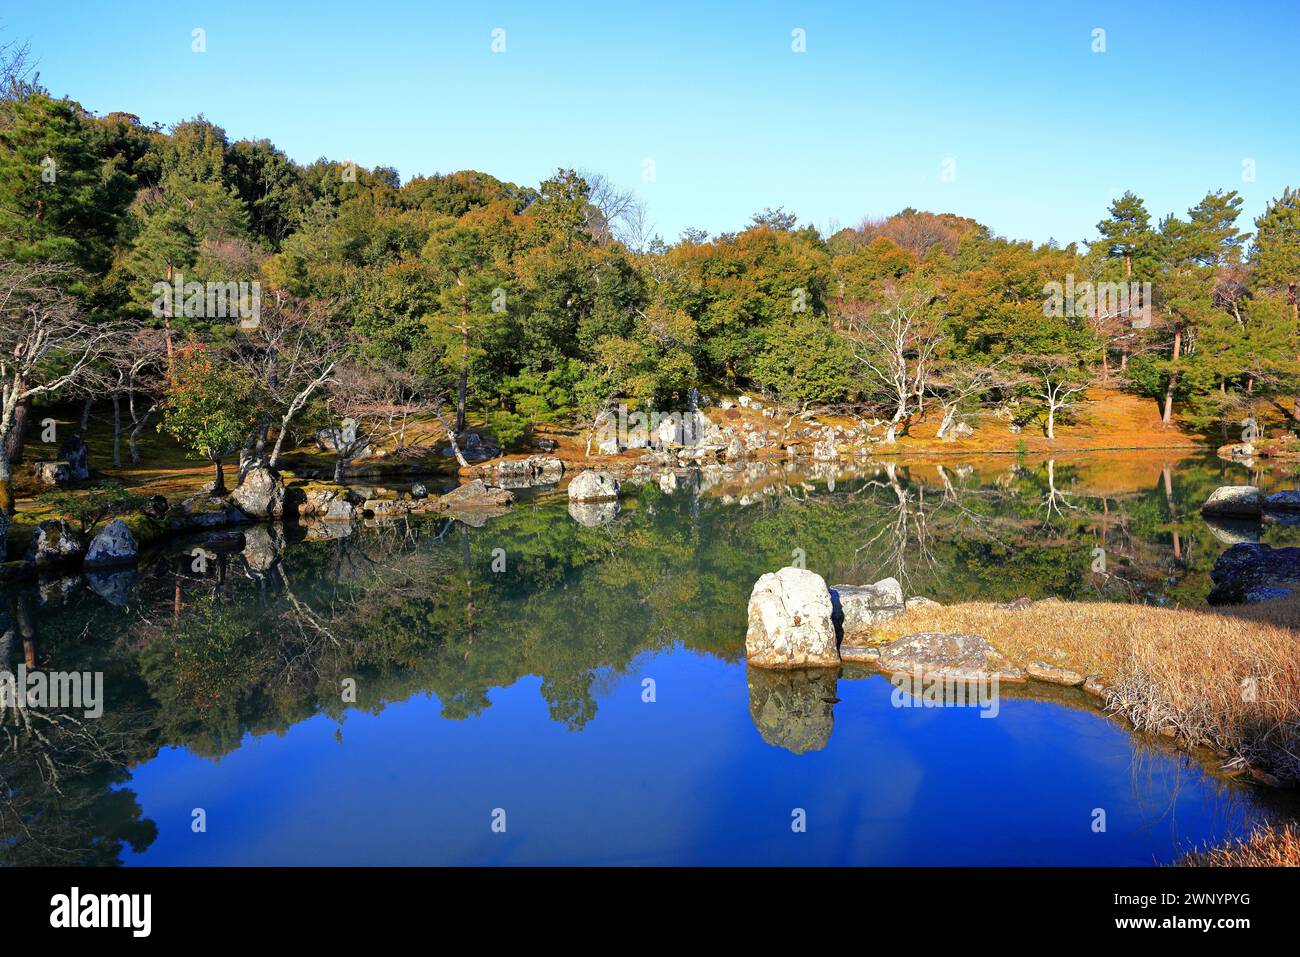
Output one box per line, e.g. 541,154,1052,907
874,595,1300,787
1180,821,1300,866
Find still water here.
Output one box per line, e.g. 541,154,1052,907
3,452,1296,865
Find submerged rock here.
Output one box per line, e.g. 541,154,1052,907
746,667,837,754
1207,542,1300,605
568,470,620,502
746,566,839,668
877,632,1024,683
84,519,139,568
1201,485,1262,518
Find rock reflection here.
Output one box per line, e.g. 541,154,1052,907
568,499,620,527
746,667,837,754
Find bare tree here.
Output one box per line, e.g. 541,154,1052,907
928,358,1012,438
231,292,339,475
580,171,646,248
105,327,167,467
1021,354,1093,440
842,286,943,443
0,262,124,513
323,360,446,480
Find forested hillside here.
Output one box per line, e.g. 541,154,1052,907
3,36,1299,508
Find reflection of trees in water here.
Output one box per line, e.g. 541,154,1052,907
1,593,158,865
1,455,1294,862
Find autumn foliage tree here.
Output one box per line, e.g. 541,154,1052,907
159,344,257,494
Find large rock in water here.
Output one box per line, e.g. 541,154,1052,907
84,519,139,568
1208,542,1300,604
1201,485,1262,518
878,632,1024,683
567,470,620,502
435,479,514,510
58,434,89,481
832,577,905,642
745,566,839,668
25,519,86,568
230,464,285,520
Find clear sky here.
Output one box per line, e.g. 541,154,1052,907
6,0,1298,246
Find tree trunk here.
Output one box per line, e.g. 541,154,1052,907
4,400,29,466
112,394,122,468
212,459,226,495
0,440,13,517
1046,402,1055,440
456,293,469,434
1162,326,1182,426
80,397,92,430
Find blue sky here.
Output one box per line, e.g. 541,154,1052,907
6,0,1298,246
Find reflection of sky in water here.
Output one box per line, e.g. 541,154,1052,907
120,646,1266,866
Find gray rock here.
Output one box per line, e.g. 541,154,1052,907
58,434,89,481
25,520,86,568
1208,542,1300,605
832,578,905,641
905,596,942,609
746,566,839,668
436,479,514,510
567,470,620,502
230,464,285,520
31,460,71,488
409,482,429,499
1026,660,1086,687
0,511,8,561
1264,490,1300,512
746,667,836,754
168,495,248,531
1201,485,1262,518
878,632,1024,682
84,519,139,568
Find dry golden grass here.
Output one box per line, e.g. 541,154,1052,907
875,596,1300,784
1181,821,1300,866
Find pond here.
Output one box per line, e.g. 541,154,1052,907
2,451,1297,865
